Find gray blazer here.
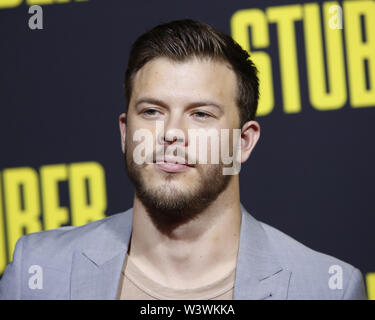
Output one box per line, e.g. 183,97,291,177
0,206,367,299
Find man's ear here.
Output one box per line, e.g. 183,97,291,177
239,120,260,163
119,113,127,154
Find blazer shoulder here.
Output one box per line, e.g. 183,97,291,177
260,222,350,267
17,210,131,265
0,210,132,299
259,221,367,299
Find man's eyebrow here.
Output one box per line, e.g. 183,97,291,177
134,97,224,111
134,98,168,109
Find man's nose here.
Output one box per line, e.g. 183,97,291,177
157,113,188,146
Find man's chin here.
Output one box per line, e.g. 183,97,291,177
135,185,201,226
125,155,231,231
142,181,194,198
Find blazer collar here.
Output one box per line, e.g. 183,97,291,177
70,209,133,299
71,206,291,299
233,205,291,299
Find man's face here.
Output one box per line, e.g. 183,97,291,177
121,57,242,225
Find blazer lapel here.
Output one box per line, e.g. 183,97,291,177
233,206,292,300
70,210,133,299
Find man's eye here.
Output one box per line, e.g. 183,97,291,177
143,109,159,117
193,111,211,119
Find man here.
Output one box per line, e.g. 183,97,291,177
0,19,367,300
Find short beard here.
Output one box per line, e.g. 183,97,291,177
124,145,231,234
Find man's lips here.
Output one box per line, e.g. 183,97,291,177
155,162,191,173
154,156,194,173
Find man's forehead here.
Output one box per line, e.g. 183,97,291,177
130,57,237,105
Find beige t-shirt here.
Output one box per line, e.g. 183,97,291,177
117,254,235,300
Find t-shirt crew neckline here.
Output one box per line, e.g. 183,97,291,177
121,253,236,300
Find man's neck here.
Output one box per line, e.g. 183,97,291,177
128,177,242,289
